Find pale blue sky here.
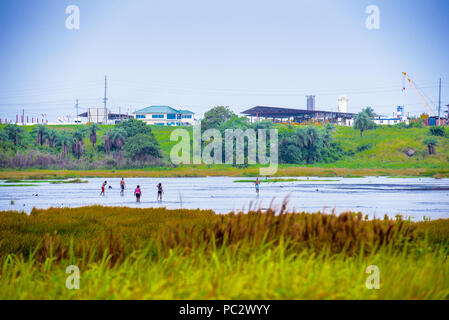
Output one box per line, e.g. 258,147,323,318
0,0,448,121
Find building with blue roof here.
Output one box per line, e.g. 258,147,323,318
132,105,195,126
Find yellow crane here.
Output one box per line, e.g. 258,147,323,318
402,72,436,117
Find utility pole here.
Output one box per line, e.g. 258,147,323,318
103,75,108,124
22,109,25,126
438,78,442,126
75,99,79,124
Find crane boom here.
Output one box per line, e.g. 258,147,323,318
402,72,436,116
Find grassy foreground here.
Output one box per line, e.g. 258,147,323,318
0,206,448,299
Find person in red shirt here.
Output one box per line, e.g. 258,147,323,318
100,181,107,196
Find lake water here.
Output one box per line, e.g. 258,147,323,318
1,177,449,221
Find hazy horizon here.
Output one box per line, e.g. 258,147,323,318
0,0,448,122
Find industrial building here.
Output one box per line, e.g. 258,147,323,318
77,108,133,124
241,96,355,125
241,106,355,126
338,96,348,113
132,105,195,126
373,106,410,126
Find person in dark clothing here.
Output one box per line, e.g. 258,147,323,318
157,183,163,201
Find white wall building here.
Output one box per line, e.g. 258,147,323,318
338,96,348,113
373,106,409,126
133,105,195,126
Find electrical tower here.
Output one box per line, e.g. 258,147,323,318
75,99,79,124
103,75,108,124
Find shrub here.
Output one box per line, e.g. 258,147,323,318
423,137,438,155
429,127,445,137
356,143,373,153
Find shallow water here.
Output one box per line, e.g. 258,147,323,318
1,176,449,221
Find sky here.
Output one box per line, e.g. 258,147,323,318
0,0,448,122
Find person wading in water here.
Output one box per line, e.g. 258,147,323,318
134,185,142,202
255,178,260,196
100,181,107,196
120,177,126,196
157,183,163,201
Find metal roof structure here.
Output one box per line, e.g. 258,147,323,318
78,112,133,120
241,106,355,119
133,105,195,115
133,105,180,114
178,109,195,114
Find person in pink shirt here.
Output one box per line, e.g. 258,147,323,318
134,185,142,202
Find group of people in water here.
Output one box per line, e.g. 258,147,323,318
101,177,261,202
100,178,164,202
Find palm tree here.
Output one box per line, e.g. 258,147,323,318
72,128,86,159
322,124,335,148
105,128,127,152
103,134,113,153
0,130,8,143
44,129,58,148
88,124,100,148
5,124,25,146
110,128,127,151
423,137,438,155
304,127,319,148
56,131,73,156
32,124,48,146
354,111,375,137
362,107,376,118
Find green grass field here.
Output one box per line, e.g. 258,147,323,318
149,125,449,169
0,206,448,299
329,126,449,168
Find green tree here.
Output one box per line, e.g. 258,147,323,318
124,133,161,163
279,125,342,164
423,137,438,155
219,115,251,131
201,106,236,131
362,106,376,118
72,128,87,159
32,124,48,146
107,128,127,151
88,123,100,147
103,134,113,153
429,127,445,137
43,129,58,148
56,131,73,156
116,118,154,137
0,130,8,143
4,124,26,146
354,111,376,137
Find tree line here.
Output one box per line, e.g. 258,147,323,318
0,119,162,168
201,106,345,165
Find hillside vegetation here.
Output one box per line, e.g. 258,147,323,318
330,126,449,168
1,117,448,177
156,124,449,169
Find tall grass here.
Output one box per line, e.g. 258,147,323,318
0,206,448,299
